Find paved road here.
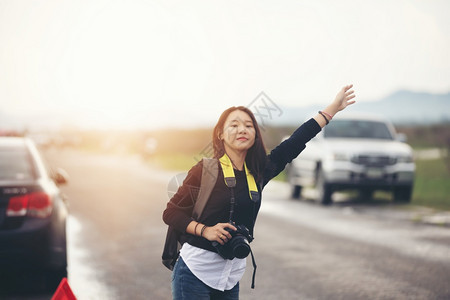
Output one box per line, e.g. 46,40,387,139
4,149,449,299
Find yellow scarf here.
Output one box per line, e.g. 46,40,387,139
219,154,259,201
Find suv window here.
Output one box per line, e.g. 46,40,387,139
0,147,35,181
324,120,394,140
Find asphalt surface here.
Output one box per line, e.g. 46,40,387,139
2,149,449,299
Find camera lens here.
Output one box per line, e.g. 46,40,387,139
230,236,251,259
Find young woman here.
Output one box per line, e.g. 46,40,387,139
163,85,356,299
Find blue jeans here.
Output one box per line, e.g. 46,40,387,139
171,257,240,300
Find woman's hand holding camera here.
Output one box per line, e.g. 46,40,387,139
203,223,237,245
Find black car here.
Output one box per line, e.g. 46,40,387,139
0,137,69,290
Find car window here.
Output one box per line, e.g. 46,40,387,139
0,147,35,180
324,120,394,140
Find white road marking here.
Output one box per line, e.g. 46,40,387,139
67,216,116,300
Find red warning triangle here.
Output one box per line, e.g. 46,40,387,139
51,277,77,300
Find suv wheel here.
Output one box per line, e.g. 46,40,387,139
359,188,374,200
292,185,302,199
317,169,333,205
393,186,412,203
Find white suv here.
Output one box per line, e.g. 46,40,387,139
286,114,415,205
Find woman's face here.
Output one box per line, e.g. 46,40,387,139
221,109,256,154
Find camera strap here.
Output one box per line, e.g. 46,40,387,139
249,248,257,289
219,154,259,201
219,153,258,288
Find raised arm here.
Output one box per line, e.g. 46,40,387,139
313,84,356,128
263,85,356,186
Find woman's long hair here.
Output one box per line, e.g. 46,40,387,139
212,106,266,183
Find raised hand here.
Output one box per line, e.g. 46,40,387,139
314,84,356,128
333,84,356,112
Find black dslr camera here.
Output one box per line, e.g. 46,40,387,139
212,223,254,260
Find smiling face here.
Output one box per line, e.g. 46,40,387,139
220,109,256,155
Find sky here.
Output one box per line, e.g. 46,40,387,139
1,0,449,130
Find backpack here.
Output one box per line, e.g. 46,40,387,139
162,158,219,270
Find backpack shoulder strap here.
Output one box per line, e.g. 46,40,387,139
192,158,218,220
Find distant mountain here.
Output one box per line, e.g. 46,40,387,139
1,90,449,132
273,90,450,126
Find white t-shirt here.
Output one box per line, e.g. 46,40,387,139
179,243,246,291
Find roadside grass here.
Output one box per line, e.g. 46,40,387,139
356,157,450,210
412,157,450,210
150,151,450,211
147,152,200,171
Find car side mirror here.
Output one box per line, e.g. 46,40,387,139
53,168,69,185
396,133,407,143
